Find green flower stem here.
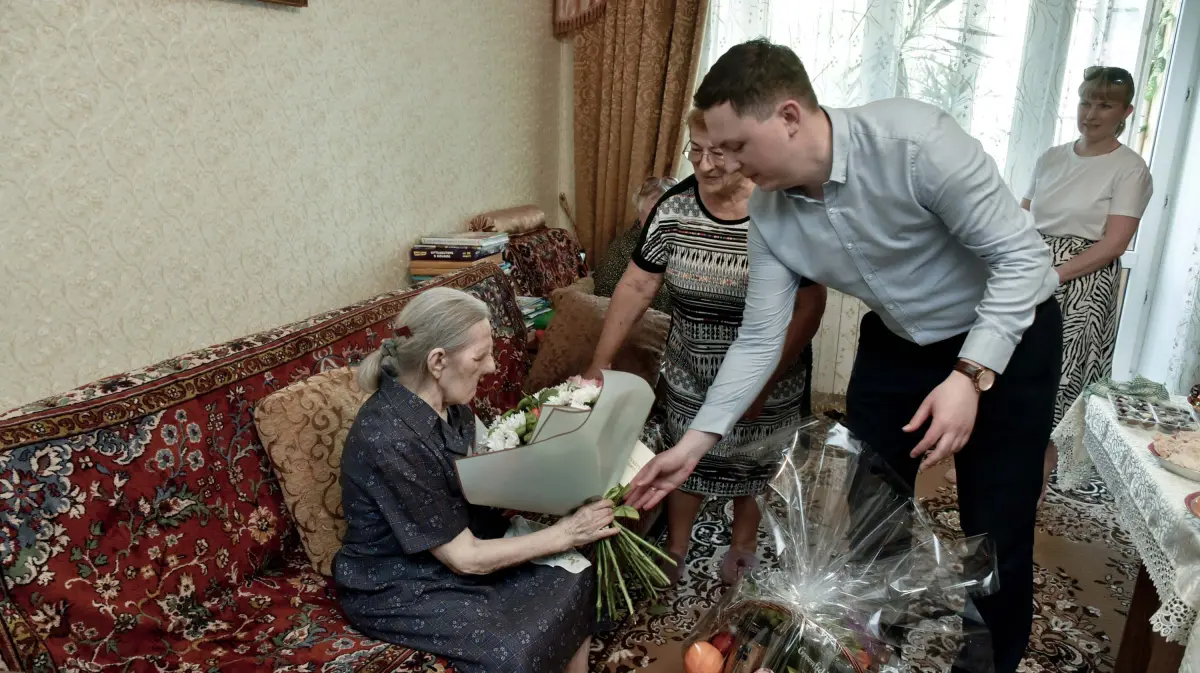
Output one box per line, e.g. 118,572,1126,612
614,521,677,566
618,536,653,579
599,540,612,618
614,535,652,587
605,540,619,618
615,533,653,576
617,532,669,587
595,540,605,619
612,542,635,619
618,543,660,600
591,485,677,621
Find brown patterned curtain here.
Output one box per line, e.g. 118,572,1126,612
572,0,709,262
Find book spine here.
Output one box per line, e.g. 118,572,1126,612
419,236,508,248
411,247,489,261
409,254,502,273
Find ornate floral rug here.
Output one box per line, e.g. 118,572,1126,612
589,461,1139,673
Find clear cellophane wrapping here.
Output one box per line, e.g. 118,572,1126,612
683,418,998,673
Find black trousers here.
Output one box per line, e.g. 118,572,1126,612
845,300,1062,673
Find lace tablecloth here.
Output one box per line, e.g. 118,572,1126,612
1069,396,1200,662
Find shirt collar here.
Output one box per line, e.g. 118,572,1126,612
378,376,471,456
783,106,849,202
824,106,850,185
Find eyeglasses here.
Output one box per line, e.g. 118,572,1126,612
1084,66,1133,84
684,147,727,165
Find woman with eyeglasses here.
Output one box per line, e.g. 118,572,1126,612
585,108,827,585
947,66,1153,503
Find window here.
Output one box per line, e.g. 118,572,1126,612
699,0,1161,194
699,0,1195,384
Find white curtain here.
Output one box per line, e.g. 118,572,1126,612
699,0,1156,396
1167,251,1200,394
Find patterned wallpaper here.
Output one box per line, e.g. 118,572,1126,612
0,0,567,412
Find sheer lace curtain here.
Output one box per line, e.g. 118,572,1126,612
1168,253,1200,394
699,0,1154,396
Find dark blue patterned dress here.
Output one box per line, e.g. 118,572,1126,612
333,376,595,673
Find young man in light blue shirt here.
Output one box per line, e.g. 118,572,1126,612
626,39,1062,672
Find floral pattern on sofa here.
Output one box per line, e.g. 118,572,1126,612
0,264,528,673
504,227,589,298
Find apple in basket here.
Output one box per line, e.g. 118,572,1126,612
710,631,735,656
684,642,725,673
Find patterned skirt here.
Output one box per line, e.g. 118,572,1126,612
1046,234,1121,427
649,346,814,498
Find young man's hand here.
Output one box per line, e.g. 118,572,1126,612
904,371,979,472
625,430,718,509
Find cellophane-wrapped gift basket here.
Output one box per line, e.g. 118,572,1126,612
682,419,998,673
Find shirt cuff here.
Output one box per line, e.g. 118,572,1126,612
687,405,737,440
958,328,1016,375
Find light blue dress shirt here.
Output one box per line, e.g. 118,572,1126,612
690,98,1060,438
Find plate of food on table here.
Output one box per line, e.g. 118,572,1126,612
1150,431,1200,483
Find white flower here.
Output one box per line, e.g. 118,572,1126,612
568,385,600,408
503,429,521,449
484,432,506,452
501,412,528,433
544,392,571,407
485,427,520,452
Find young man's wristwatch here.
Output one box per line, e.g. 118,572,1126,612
954,359,996,393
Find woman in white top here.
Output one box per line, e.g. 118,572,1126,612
948,66,1153,499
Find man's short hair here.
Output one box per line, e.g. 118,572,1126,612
694,38,819,117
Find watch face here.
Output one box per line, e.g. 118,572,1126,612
978,369,996,392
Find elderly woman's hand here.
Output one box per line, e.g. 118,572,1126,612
554,499,620,550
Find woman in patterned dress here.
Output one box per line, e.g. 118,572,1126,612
586,110,826,584
334,287,619,673
946,67,1153,503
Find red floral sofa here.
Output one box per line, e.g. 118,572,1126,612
0,264,530,673
504,226,589,298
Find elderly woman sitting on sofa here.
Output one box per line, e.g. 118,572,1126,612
333,287,617,673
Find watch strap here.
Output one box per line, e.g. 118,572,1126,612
954,360,989,392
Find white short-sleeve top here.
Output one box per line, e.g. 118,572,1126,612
1026,141,1153,241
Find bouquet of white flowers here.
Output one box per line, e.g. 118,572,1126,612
480,375,675,622
482,375,603,452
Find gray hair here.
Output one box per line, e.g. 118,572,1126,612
631,176,680,214
357,287,491,394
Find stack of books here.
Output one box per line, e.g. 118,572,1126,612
409,232,512,284
517,296,553,330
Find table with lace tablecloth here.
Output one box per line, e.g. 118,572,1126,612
1058,394,1200,672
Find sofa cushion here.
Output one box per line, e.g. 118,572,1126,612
0,264,521,673
566,275,595,295
525,286,670,393
504,226,589,297
256,368,367,577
